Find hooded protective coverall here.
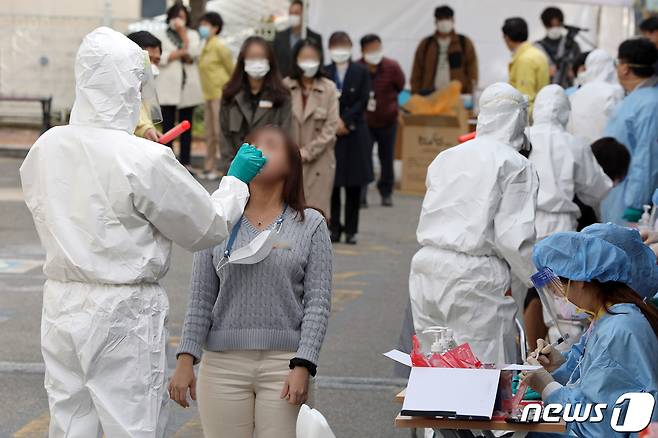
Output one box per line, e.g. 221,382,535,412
567,49,624,143
527,84,612,239
409,83,538,364
20,27,249,438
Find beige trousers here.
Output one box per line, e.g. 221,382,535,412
197,350,300,438
204,99,220,172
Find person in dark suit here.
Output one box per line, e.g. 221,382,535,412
272,0,323,78
325,31,373,245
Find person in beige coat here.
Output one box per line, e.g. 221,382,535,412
284,38,339,217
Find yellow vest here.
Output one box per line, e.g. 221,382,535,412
134,103,154,138
198,37,234,101
508,42,550,109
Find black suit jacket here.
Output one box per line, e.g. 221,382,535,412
272,27,323,78
325,61,374,187
325,61,370,129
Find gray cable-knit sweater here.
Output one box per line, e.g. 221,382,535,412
177,207,332,366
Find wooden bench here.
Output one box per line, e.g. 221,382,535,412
0,95,52,133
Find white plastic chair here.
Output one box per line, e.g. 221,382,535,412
296,404,336,438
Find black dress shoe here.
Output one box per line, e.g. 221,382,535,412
330,230,342,243
381,196,393,207
344,234,357,245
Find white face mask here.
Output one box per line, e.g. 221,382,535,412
298,60,320,78
436,19,454,34
228,228,280,264
219,215,285,267
288,14,302,27
244,58,270,79
546,26,564,40
330,48,351,64
151,64,160,78
169,17,184,31
364,50,384,65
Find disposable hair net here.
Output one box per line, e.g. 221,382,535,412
581,223,658,298
533,231,632,285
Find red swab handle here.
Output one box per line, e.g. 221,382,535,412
158,120,191,144
458,131,476,143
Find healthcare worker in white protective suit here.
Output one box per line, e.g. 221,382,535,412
525,84,613,349
20,27,266,438
409,82,539,365
527,84,613,239
567,49,624,143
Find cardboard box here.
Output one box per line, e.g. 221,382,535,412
399,107,469,195
384,350,540,419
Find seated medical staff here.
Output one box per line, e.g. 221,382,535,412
524,224,658,437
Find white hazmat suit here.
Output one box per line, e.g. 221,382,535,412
20,27,249,438
567,49,624,143
527,84,613,239
409,83,539,364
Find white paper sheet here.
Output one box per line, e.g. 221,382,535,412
383,349,412,367
402,367,501,419
500,364,542,371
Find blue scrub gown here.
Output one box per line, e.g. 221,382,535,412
529,303,658,437
601,80,658,225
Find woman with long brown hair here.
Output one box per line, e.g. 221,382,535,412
217,36,292,175
169,126,332,437
523,223,658,437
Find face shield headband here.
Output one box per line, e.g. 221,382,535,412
140,51,162,125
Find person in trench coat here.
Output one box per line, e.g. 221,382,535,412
326,31,374,244
284,39,339,218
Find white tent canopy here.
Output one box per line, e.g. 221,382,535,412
308,0,634,92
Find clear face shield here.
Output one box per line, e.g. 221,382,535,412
140,51,162,125
531,268,593,333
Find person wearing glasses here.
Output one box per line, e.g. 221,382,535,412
600,38,658,225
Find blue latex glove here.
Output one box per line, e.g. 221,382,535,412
227,143,267,183
622,207,643,223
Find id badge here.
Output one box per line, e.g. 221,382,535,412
367,96,376,112
259,99,273,109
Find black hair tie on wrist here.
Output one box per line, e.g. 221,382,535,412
289,357,317,377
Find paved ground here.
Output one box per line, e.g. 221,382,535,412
0,156,422,437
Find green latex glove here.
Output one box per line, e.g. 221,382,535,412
622,207,643,223
649,296,658,308
512,374,541,400
227,143,267,183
